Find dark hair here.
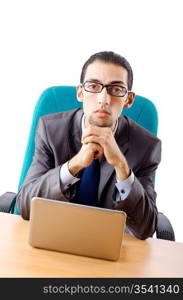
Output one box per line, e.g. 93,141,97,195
80,51,133,91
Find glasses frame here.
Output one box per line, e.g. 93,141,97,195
82,80,129,97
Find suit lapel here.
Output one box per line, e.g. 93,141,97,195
98,116,129,200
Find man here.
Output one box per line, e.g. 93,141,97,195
16,51,161,240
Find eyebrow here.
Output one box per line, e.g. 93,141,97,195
86,79,126,86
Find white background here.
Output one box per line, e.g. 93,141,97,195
0,0,183,241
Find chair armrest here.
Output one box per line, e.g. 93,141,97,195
156,212,175,241
0,192,16,213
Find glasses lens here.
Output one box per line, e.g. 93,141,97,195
107,85,127,97
84,81,102,93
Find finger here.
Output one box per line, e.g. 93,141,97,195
83,136,101,145
82,132,99,143
94,148,104,159
94,149,103,159
87,143,103,159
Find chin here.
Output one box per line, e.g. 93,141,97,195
89,116,113,128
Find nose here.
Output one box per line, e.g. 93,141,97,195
97,87,111,105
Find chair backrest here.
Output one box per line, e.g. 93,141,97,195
17,85,158,191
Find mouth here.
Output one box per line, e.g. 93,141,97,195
94,109,111,117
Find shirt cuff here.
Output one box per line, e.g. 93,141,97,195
115,170,134,201
60,161,80,192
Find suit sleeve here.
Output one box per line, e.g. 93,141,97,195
16,118,71,220
114,139,161,240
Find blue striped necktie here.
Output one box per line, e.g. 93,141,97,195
74,159,100,206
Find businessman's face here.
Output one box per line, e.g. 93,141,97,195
77,60,135,129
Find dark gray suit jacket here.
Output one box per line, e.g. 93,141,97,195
16,108,161,239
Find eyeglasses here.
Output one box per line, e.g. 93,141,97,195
82,81,128,97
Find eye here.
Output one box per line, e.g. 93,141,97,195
113,86,121,93
108,85,127,96
88,83,98,89
110,86,122,95
85,82,101,92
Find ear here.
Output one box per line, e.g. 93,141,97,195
124,92,136,108
76,85,84,102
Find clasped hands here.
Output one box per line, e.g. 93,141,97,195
68,125,130,181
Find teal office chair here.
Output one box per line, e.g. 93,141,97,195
0,86,175,240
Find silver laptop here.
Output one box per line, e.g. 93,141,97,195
28,197,126,261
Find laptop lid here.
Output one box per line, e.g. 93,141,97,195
28,197,126,261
